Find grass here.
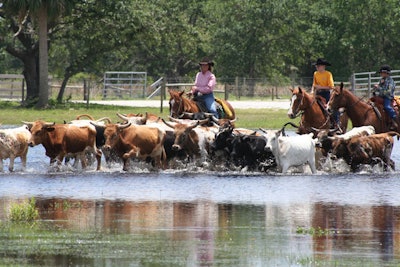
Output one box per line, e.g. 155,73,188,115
0,100,300,130
8,198,39,222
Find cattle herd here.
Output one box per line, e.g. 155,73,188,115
0,112,398,173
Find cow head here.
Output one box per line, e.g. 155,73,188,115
103,123,131,150
27,120,56,147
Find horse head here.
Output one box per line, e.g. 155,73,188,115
168,89,199,118
327,82,345,113
168,90,185,118
287,87,308,119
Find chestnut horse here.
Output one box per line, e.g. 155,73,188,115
168,90,235,119
327,83,398,133
287,87,348,134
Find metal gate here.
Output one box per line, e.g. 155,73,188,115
103,71,147,99
351,70,400,97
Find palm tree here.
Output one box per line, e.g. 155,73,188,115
4,0,74,108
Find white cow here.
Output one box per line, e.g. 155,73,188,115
0,125,32,172
265,131,317,174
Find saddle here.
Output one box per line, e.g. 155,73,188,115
369,96,400,127
193,96,232,118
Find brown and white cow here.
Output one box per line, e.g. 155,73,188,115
162,119,219,163
24,120,102,170
0,125,31,172
345,131,400,171
98,122,166,171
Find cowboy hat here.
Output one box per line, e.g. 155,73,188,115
313,58,331,66
378,65,391,74
199,57,214,66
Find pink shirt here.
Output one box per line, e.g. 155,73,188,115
193,71,216,94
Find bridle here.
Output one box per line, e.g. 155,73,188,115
290,92,314,118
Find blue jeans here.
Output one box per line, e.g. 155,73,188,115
317,90,340,125
384,96,396,119
196,92,219,118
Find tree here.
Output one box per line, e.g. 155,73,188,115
1,0,74,107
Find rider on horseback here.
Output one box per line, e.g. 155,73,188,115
311,58,340,130
373,65,398,130
190,57,219,118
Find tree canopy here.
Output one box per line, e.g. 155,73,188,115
1,0,400,103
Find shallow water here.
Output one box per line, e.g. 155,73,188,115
0,136,400,266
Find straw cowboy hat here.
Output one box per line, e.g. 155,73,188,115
199,57,214,66
313,58,331,66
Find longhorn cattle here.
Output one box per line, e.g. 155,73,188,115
211,123,275,171
265,132,317,174
316,125,376,156
162,119,218,163
98,123,166,171
0,125,31,172
345,131,400,171
24,120,102,170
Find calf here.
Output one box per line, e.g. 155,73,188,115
0,125,31,172
265,132,317,174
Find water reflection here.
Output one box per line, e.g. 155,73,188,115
2,194,400,266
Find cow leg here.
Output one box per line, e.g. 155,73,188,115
95,148,102,171
122,158,130,171
0,159,3,172
79,152,88,169
21,153,27,171
8,155,15,172
308,156,317,174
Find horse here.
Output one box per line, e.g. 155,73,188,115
287,87,348,135
168,90,236,120
327,83,398,133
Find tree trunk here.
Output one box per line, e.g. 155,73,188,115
23,55,39,101
57,69,73,103
36,6,49,108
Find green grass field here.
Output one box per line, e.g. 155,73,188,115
0,101,300,130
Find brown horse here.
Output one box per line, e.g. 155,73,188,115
168,90,235,119
327,83,398,133
287,87,348,134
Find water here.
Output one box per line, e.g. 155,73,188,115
0,138,400,266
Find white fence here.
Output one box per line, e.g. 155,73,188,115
103,71,147,99
351,70,400,97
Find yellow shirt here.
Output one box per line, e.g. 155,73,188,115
313,70,334,88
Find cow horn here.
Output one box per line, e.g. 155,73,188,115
116,113,129,121
21,121,34,128
162,118,176,129
187,121,200,131
76,114,94,120
198,118,209,125
44,122,56,127
141,112,148,124
259,127,268,134
96,117,112,124
310,127,321,132
210,115,220,123
168,116,182,123
230,118,237,123
183,112,194,116
203,112,214,117
117,122,131,129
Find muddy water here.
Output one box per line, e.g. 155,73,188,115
0,139,400,266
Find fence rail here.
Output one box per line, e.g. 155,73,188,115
0,74,25,101
351,70,400,97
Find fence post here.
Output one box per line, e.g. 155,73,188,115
367,73,371,98
224,83,228,100
160,78,165,113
